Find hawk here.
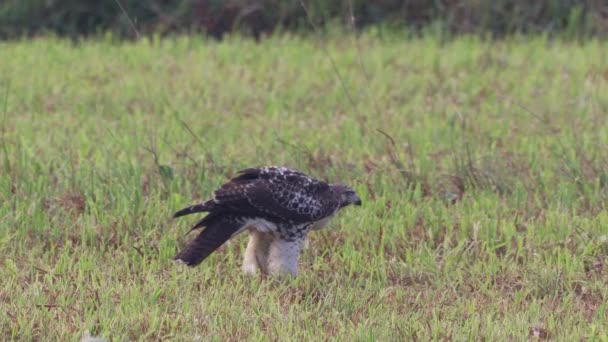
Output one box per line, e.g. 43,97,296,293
172,166,362,276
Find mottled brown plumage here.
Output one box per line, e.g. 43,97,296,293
173,166,362,275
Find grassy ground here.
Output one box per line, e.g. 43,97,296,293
1,33,607,341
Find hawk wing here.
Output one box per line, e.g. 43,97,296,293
211,166,340,223
173,215,242,266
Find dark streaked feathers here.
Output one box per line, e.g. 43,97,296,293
172,166,361,268
172,200,214,218
212,167,341,222
173,215,242,266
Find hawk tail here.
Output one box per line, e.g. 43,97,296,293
173,216,242,267
173,200,214,218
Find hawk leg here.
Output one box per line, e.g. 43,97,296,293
242,230,272,275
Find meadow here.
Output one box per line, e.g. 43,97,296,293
1,33,607,340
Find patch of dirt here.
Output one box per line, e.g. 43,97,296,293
529,326,550,340
43,191,86,215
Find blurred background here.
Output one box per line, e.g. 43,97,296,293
1,0,607,40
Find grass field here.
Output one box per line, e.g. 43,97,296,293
1,33,608,341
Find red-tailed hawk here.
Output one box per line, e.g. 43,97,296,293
172,166,362,276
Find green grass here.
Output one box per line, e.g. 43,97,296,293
1,33,608,341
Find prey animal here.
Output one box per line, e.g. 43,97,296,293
172,166,362,276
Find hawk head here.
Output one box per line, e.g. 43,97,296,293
332,184,362,208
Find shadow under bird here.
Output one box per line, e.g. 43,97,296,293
172,166,362,276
